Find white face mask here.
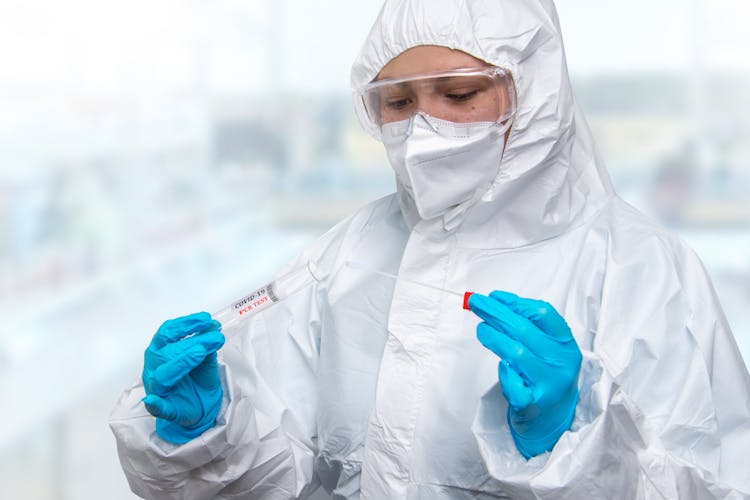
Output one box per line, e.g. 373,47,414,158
382,112,510,221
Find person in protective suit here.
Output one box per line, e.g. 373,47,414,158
110,0,750,498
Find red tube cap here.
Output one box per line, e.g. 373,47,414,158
463,291,474,310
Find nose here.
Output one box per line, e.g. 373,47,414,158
414,94,443,120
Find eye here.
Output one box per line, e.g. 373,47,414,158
385,97,413,110
445,89,480,102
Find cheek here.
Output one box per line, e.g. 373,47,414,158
470,98,503,122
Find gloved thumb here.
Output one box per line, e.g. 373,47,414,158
152,344,211,393
143,394,179,421
498,360,534,410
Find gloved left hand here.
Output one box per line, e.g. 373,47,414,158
468,291,582,458
141,312,225,444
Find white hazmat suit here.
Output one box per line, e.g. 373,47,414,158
110,0,750,498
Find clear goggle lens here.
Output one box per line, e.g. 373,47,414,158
354,67,516,140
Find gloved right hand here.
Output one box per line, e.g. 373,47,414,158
468,291,581,459
141,312,225,444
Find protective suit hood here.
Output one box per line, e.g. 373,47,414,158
351,0,614,247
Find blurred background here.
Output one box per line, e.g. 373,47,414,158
0,0,748,498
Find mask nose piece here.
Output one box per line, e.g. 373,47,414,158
382,112,447,140
412,112,440,133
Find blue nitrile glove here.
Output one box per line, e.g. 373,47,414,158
141,312,225,444
468,291,582,458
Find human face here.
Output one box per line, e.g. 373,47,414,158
355,45,515,139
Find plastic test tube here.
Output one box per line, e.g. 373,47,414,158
213,260,322,332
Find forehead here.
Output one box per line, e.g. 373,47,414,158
376,45,491,80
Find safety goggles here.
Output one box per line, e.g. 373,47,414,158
354,66,516,140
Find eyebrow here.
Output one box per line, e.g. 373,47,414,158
379,82,413,94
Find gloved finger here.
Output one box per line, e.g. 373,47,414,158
167,329,225,355
477,322,547,381
470,294,561,358
498,360,534,409
469,293,530,337
151,328,225,366
144,331,224,389
488,291,572,341
191,351,222,389
152,344,213,393
151,312,221,348
143,394,180,421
